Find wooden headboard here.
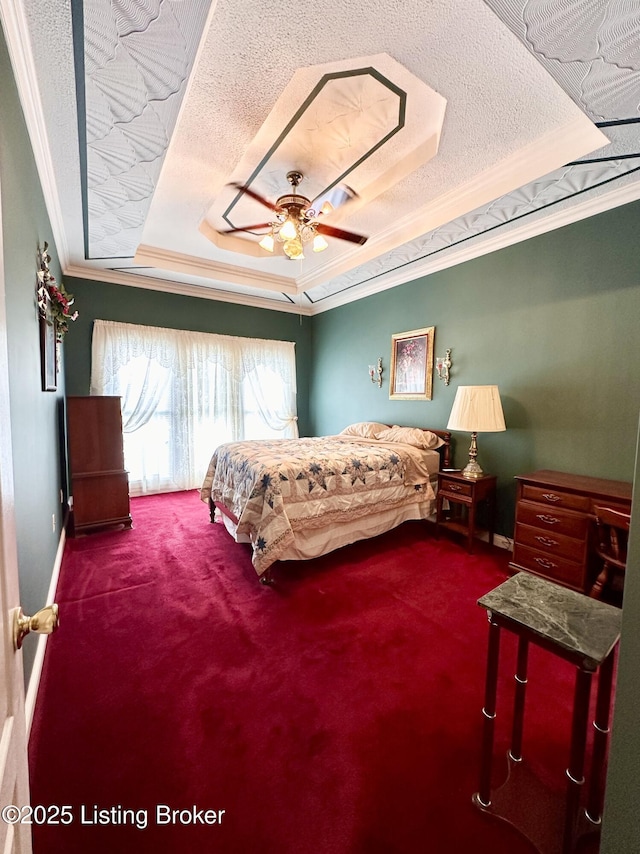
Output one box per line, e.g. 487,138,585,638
429,430,452,469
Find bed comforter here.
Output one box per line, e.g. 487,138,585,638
200,436,438,575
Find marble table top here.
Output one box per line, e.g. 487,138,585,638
478,572,622,667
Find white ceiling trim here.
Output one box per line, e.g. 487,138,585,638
134,244,299,295
0,0,70,266
309,178,640,313
59,177,640,317
63,263,313,316
298,115,608,291
4,0,640,316
142,2,611,296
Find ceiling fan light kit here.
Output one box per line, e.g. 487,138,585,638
223,171,368,260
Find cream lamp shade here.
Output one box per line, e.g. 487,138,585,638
446,385,506,478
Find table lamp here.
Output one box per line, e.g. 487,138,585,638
446,385,506,478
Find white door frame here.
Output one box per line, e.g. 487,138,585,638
0,164,33,853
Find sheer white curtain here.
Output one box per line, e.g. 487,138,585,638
91,320,298,495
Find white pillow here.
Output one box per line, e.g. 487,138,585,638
339,421,389,439
374,426,444,449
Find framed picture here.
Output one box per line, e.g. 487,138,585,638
389,326,435,400
39,298,57,392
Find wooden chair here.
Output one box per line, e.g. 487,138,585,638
589,505,630,603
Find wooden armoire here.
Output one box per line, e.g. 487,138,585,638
66,396,132,535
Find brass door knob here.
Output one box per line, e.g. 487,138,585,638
14,604,59,650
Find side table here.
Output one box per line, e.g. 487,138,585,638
473,572,621,854
435,471,497,553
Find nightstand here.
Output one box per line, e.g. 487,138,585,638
436,471,497,553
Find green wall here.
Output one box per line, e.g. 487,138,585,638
0,25,66,680
311,200,640,537
63,278,313,437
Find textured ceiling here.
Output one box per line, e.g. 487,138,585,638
3,0,639,315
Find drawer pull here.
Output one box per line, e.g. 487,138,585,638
535,536,559,548
543,493,562,503
536,514,560,525
448,485,463,492
534,557,557,570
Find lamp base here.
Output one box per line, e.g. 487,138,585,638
462,459,484,479
462,432,484,478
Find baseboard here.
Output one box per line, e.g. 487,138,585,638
426,514,513,552
25,523,66,738
485,532,513,551
466,529,513,551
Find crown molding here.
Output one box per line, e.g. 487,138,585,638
298,114,609,290
4,0,638,319
310,178,640,313
63,264,313,316
0,0,70,266
133,244,299,295
63,173,640,317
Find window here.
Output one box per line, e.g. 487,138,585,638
90,320,298,495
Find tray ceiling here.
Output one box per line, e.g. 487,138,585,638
3,0,639,315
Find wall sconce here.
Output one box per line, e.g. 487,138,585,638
436,349,452,386
369,358,383,388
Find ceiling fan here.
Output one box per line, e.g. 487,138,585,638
218,171,368,260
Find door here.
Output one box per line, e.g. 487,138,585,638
0,174,32,852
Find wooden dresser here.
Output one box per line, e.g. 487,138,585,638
510,470,632,593
67,396,132,535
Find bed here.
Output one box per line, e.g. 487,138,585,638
200,422,452,583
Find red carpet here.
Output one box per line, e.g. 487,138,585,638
29,490,584,853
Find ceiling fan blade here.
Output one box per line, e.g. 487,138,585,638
228,182,275,211
219,223,272,235
316,223,368,245
312,184,358,215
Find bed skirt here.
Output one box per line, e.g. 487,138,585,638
219,492,436,566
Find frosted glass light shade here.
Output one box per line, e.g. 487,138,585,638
447,385,506,433
279,219,297,240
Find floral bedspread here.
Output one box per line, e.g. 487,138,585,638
200,436,436,576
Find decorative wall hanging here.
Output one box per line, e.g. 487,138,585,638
389,326,435,400
38,293,57,392
36,242,78,342
36,242,78,391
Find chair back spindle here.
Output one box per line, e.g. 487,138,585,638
590,505,630,602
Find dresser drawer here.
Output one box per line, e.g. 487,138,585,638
516,501,589,539
521,484,591,512
515,522,586,563
440,479,473,498
512,543,585,590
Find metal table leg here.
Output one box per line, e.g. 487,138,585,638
509,637,529,763
586,649,615,824
474,616,501,808
563,666,593,853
